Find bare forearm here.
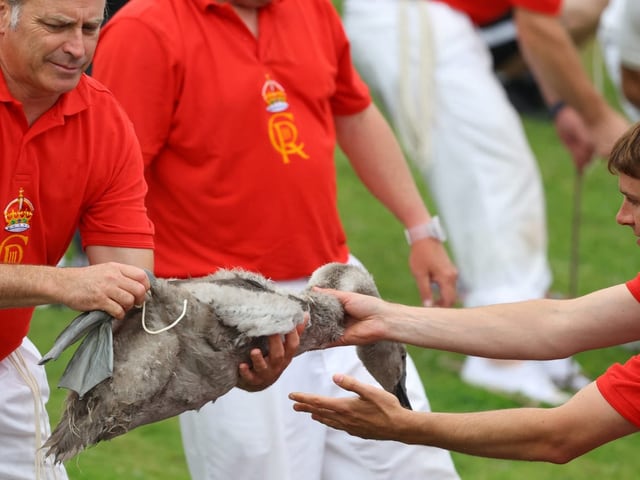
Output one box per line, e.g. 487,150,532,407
0,264,65,308
0,248,154,317
382,301,569,359
515,9,608,123
376,285,640,358
393,383,634,463
397,408,568,462
335,104,432,228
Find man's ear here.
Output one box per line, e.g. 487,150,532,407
0,1,10,35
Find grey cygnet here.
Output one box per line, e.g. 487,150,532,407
42,262,411,462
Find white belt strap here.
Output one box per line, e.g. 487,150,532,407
397,0,434,172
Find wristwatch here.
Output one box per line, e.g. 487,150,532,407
404,216,447,245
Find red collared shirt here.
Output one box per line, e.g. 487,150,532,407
0,72,154,360
94,0,370,280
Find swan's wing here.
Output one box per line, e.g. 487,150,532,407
179,278,306,337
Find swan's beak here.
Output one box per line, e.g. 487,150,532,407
394,369,413,410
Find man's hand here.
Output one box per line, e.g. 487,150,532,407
55,263,151,319
290,374,409,441
409,239,458,307
237,322,304,392
553,104,595,172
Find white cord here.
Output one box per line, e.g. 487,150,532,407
141,299,188,334
397,0,434,171
9,349,63,479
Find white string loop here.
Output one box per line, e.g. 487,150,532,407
141,299,188,334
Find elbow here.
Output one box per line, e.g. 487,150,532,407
543,449,580,465
533,435,586,464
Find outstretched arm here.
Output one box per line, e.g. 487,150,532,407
322,283,640,359
291,375,637,463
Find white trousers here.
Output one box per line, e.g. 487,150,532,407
179,257,459,480
343,0,552,307
0,338,68,480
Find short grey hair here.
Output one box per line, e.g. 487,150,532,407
6,0,22,29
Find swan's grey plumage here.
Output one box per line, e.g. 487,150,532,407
42,263,411,462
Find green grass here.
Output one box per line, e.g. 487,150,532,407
28,56,640,479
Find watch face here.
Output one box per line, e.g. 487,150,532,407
428,217,447,242
405,216,447,244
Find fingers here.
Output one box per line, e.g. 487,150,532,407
416,280,434,308
435,279,457,308
289,374,368,412
332,373,373,397
237,328,299,392
102,300,128,320
417,278,457,308
409,242,458,308
115,264,151,305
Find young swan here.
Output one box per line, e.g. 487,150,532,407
42,263,411,462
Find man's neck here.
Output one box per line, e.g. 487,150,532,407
232,5,259,37
0,69,59,126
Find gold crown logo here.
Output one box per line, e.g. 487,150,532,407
4,188,34,233
262,76,289,113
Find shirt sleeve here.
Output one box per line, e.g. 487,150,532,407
597,355,640,428
324,2,371,115
626,272,640,303
93,17,177,168
595,272,640,427
513,0,562,16
80,100,154,249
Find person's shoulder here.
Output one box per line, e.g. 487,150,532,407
76,76,132,121
102,0,182,42
108,0,166,20
78,75,115,100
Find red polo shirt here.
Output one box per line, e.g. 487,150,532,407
434,0,562,26
596,274,640,427
93,0,371,280
0,72,154,361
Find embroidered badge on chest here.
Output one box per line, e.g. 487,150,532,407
262,75,309,164
4,188,34,233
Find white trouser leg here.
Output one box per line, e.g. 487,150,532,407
344,0,551,307
0,338,68,480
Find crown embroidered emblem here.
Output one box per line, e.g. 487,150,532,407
4,188,34,233
262,76,289,113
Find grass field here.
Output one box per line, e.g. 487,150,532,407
28,49,640,479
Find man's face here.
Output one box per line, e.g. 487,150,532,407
0,0,104,102
616,173,640,245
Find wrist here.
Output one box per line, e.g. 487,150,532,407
548,100,566,120
404,216,447,244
